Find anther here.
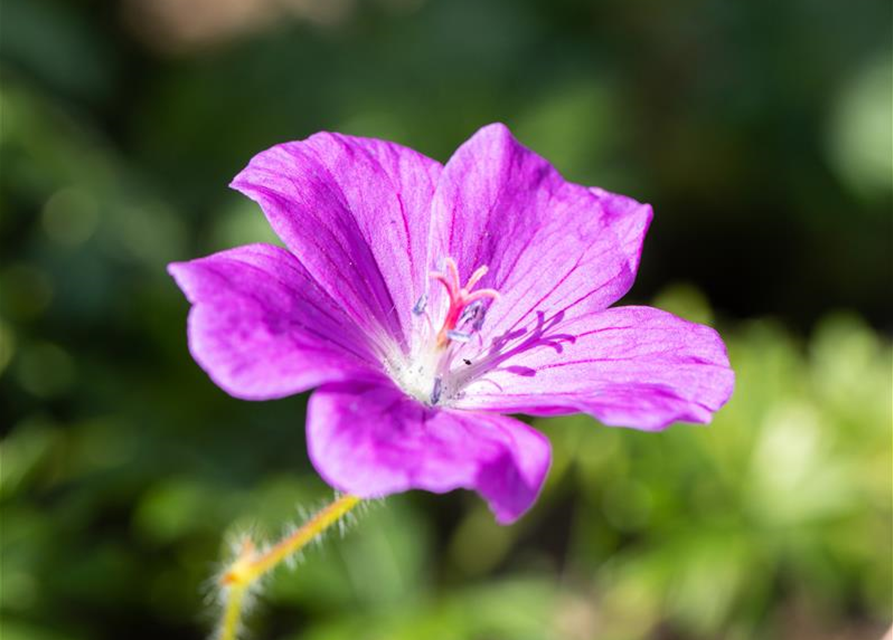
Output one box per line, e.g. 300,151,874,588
430,377,443,405
458,300,487,331
472,307,487,331
412,292,428,315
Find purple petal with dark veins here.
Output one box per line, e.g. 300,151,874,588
429,123,652,339
231,133,442,352
456,306,734,431
307,379,552,524
168,244,380,400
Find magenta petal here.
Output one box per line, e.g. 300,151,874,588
588,187,653,275
230,133,442,351
168,244,379,400
429,123,650,336
307,380,552,524
457,306,735,431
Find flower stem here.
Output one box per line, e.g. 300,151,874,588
217,493,362,640
219,583,247,640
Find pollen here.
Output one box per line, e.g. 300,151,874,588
429,257,499,349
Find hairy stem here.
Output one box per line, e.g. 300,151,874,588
217,494,362,640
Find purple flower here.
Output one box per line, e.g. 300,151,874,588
169,124,734,524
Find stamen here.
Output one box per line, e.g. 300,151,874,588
458,300,482,320
471,306,486,331
446,330,472,343
430,377,443,405
458,300,486,331
412,292,428,315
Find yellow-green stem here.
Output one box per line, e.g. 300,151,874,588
217,494,362,640
219,584,246,640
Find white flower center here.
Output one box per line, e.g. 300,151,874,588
387,257,499,406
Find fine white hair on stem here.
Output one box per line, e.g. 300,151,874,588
207,492,366,640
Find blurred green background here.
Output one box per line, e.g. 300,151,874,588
1,1,891,639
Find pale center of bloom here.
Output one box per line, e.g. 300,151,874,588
387,257,499,406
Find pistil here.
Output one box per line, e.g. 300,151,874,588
429,257,499,349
